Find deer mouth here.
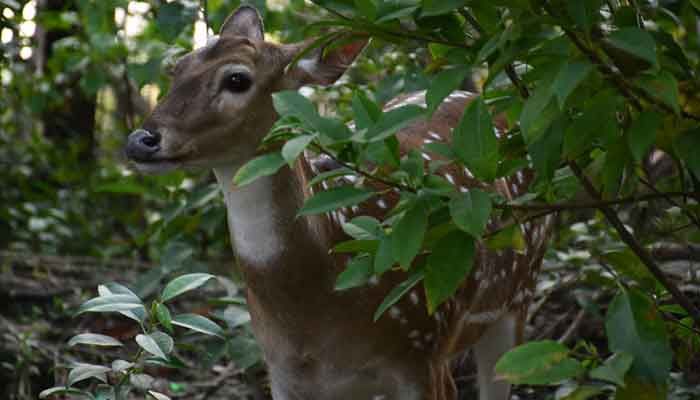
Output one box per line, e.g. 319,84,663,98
129,157,184,174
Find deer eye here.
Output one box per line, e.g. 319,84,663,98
224,72,252,93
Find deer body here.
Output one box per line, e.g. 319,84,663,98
125,7,551,399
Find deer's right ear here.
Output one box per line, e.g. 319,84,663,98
281,37,368,88
220,6,264,41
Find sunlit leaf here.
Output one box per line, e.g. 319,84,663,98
161,273,215,302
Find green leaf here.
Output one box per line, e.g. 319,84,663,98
93,181,148,194
374,236,395,275
426,67,470,116
68,364,111,386
448,189,492,237
40,387,92,399
520,84,557,144
590,352,635,386
601,139,630,199
373,271,424,321
342,216,382,240
627,112,662,162
334,255,373,291
111,359,134,372
495,340,584,385
136,333,167,360
421,0,467,16
391,203,428,268
148,391,172,400
485,224,526,252
161,273,215,302
605,288,672,384
606,28,658,68
172,314,225,338
552,60,593,108
308,167,354,186
528,117,565,183
558,385,604,400
332,239,379,253
424,231,475,313
233,153,286,187
638,72,680,115
453,97,499,180
354,0,378,20
567,0,603,32
602,249,657,291
156,303,173,333
98,283,146,323
366,105,425,142
563,91,620,158
352,91,381,131
77,294,143,314
272,91,351,141
68,333,123,347
131,373,155,390
298,186,375,216
282,135,314,165
674,127,700,176
150,331,174,355
273,91,318,122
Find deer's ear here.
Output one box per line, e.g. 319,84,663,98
284,38,368,87
220,6,264,41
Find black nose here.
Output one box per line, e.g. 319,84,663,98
126,129,161,161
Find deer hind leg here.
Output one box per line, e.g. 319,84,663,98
473,310,525,400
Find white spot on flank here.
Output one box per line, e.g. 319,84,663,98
445,173,455,184
408,330,420,339
298,58,319,75
422,153,431,161
389,306,401,319
409,291,420,305
377,199,388,209
428,131,442,140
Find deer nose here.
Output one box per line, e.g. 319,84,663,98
126,129,161,161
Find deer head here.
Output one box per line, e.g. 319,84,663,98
125,6,366,173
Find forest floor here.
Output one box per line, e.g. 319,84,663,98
1,250,699,400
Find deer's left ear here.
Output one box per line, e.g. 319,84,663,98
283,37,368,87
220,6,264,41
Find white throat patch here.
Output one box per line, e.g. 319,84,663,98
213,165,285,265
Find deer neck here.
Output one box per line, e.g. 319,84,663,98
213,162,332,278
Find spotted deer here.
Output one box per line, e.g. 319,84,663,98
125,6,552,400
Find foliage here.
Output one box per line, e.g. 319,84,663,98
237,0,700,396
40,274,250,400
1,0,700,398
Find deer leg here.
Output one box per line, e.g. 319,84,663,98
473,311,522,400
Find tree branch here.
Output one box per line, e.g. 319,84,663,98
651,243,700,263
568,161,700,327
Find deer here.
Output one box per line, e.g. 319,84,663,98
124,6,552,400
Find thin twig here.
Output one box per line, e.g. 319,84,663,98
314,2,471,50
460,7,530,98
543,3,700,122
496,190,700,213
310,144,416,193
568,161,700,327
639,176,700,231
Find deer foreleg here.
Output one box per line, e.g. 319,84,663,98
473,311,522,400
